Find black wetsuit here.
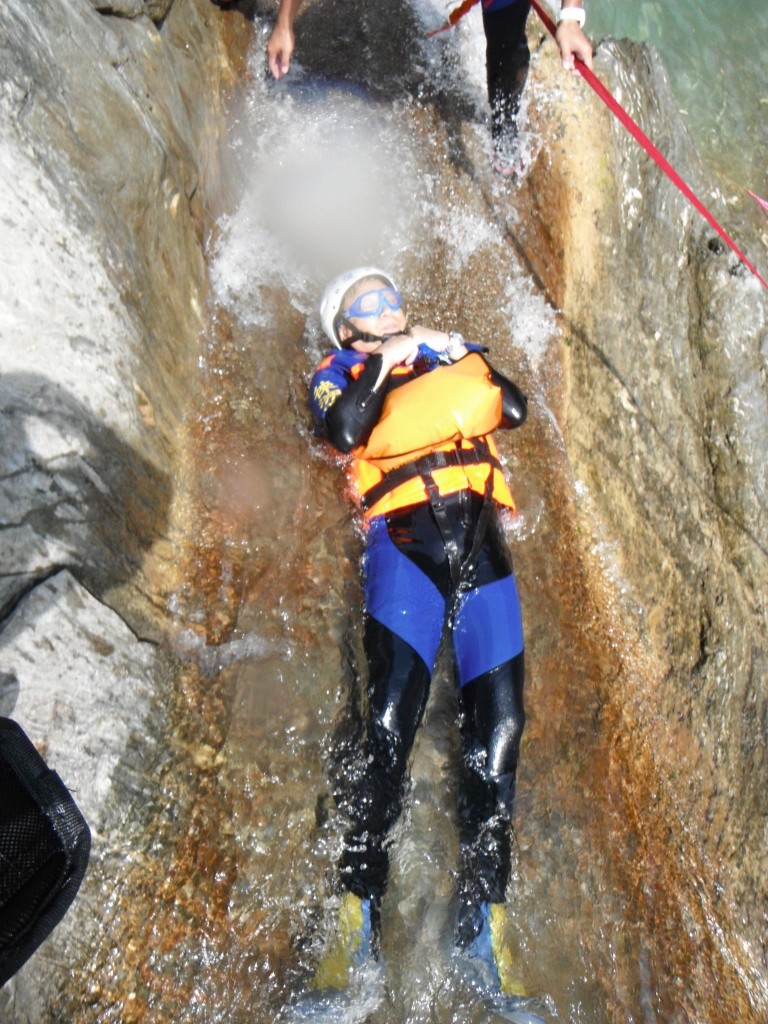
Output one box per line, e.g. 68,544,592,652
309,346,528,929
483,0,532,143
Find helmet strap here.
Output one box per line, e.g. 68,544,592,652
336,318,411,349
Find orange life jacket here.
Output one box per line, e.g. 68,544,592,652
350,352,515,518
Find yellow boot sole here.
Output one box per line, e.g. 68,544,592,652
311,892,367,991
489,903,528,998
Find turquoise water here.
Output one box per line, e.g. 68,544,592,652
587,0,768,198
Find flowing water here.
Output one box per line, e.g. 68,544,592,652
587,0,768,198
113,4,766,1022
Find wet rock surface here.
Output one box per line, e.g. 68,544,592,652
0,0,237,633
88,0,176,24
0,0,247,1017
1,1,766,1021
0,570,170,1020
520,35,768,1011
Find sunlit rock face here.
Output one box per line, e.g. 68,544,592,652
522,36,768,990
2,0,767,1017
0,0,235,631
0,0,239,1016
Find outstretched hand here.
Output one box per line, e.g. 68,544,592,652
555,21,593,72
267,22,295,79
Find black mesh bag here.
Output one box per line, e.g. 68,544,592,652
0,717,91,987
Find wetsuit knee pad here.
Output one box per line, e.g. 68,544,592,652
460,654,526,792
364,617,432,752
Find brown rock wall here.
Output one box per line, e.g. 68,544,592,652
523,34,768,1001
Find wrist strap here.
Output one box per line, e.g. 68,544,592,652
557,6,586,28
446,331,466,361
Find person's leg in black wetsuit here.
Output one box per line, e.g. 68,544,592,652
337,620,432,907
482,0,532,171
339,494,525,939
449,506,526,941
339,503,450,908
455,652,525,942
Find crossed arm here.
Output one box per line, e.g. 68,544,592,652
321,337,527,454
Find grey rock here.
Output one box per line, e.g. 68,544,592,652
0,0,230,636
89,0,145,18
0,570,159,836
0,572,174,1021
0,0,236,1015
88,0,176,24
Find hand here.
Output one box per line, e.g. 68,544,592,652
408,325,450,351
555,21,593,73
409,325,469,360
267,23,295,79
376,332,422,372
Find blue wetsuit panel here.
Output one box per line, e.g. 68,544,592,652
453,573,524,686
363,516,445,671
483,0,525,11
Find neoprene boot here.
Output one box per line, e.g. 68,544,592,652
311,892,379,991
457,900,526,997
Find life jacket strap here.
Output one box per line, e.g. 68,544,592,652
359,439,502,513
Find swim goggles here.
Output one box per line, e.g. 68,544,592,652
342,287,403,320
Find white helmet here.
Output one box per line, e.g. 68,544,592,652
319,266,398,347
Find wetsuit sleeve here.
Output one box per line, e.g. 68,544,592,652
316,354,388,454
453,347,526,428
487,365,527,428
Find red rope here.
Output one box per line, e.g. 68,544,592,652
529,0,768,291
426,0,484,38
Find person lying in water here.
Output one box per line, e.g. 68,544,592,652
306,266,529,994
